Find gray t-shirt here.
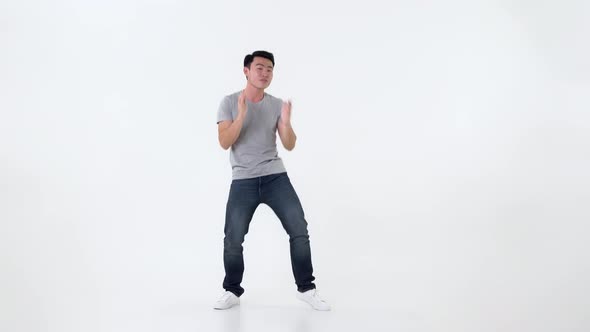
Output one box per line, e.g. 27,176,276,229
216,91,287,179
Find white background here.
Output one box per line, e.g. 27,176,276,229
1,1,589,331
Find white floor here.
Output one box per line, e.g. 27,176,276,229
10,289,427,332
4,271,588,332
2,206,589,332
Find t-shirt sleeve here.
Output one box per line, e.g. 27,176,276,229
216,96,233,124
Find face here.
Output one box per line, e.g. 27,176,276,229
244,56,274,89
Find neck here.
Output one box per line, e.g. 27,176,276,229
244,85,265,102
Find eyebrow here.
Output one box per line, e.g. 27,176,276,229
255,63,274,69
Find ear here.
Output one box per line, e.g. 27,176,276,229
243,67,249,79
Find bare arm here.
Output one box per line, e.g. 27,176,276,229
218,91,248,150
278,100,297,151
218,118,244,150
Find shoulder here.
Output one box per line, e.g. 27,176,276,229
223,91,241,102
264,93,283,108
219,91,240,109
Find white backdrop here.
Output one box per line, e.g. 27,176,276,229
1,1,589,332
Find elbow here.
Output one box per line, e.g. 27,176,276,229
286,137,297,151
219,138,231,150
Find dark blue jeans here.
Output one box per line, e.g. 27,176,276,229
222,172,316,297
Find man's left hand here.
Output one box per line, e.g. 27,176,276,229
280,100,292,127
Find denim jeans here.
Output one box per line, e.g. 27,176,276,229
222,172,316,296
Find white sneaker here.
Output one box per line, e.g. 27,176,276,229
296,289,331,311
213,291,240,310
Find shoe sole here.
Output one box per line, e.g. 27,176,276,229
213,301,240,310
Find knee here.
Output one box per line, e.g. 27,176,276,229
289,232,310,245
284,204,305,219
282,213,309,240
281,206,306,227
224,235,245,253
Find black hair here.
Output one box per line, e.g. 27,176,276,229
243,50,275,68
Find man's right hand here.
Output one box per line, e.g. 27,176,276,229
237,90,248,120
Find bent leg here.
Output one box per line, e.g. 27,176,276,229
262,173,316,292
223,179,260,296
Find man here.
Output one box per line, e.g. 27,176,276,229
214,51,330,311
